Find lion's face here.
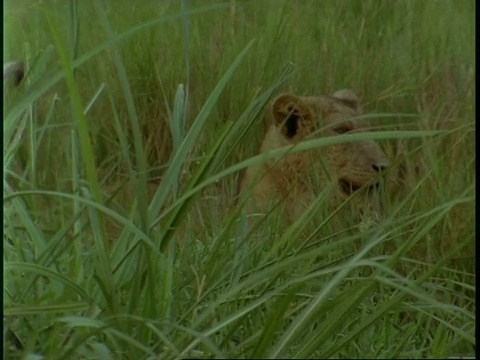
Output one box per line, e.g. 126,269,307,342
242,89,389,222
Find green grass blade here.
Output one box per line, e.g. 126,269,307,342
148,39,255,226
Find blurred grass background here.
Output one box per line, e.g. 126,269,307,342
4,0,475,358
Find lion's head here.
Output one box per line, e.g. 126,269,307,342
240,89,390,222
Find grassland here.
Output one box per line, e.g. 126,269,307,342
4,0,475,358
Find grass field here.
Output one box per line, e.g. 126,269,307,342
4,0,475,358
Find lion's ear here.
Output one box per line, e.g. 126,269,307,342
4,61,24,86
271,93,314,139
332,89,362,112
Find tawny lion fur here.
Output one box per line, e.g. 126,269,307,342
240,89,390,222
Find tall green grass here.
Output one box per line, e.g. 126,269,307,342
4,0,474,358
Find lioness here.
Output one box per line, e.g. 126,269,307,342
240,89,389,223
4,61,24,85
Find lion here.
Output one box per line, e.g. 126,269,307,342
4,61,24,86
239,89,390,223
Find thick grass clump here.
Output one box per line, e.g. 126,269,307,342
4,0,474,358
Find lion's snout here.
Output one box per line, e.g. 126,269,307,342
338,178,381,196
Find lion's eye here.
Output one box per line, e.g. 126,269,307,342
334,125,351,134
